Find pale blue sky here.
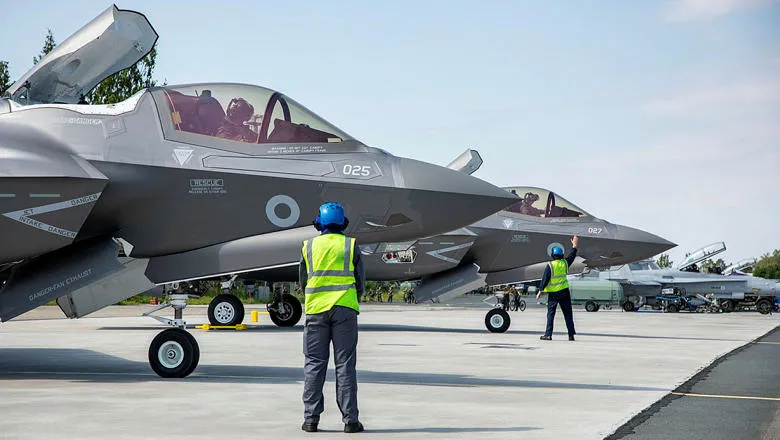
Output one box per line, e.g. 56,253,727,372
2,0,779,266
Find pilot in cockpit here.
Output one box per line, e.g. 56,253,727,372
519,192,544,217
216,98,261,143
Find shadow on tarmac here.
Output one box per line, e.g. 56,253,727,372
0,348,666,392
99,323,746,342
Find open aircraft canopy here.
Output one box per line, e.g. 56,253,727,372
501,187,591,219
5,5,158,104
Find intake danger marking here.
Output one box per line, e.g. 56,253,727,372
1,192,102,238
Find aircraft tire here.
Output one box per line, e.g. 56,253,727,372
666,303,679,313
269,294,303,327
756,299,772,315
719,299,735,313
585,301,598,312
622,301,636,312
485,309,511,333
148,328,200,378
208,294,245,326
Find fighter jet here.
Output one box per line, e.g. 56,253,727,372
0,5,518,378
231,169,674,332
566,242,779,314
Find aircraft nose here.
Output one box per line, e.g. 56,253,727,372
375,157,518,239
612,224,676,262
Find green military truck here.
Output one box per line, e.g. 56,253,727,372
567,279,624,312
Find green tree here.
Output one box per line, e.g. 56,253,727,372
656,253,673,268
753,250,780,280
0,60,10,94
33,29,56,65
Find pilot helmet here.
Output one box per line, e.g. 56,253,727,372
226,98,254,124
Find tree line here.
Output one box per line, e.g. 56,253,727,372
0,28,162,103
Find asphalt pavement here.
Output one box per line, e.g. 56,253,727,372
606,326,780,440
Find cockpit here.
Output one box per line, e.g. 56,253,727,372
153,83,354,145
628,261,660,271
502,187,590,218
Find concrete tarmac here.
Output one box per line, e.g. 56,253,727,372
0,304,777,440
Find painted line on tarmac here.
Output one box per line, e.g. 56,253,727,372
671,392,779,402
754,341,780,345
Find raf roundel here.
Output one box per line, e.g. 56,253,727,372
265,195,300,228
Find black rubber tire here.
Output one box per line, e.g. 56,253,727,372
666,303,679,313
269,294,303,327
720,299,735,313
585,301,598,312
622,301,636,312
519,300,526,312
485,308,511,333
148,328,200,378
756,299,772,315
207,294,245,326
594,305,601,312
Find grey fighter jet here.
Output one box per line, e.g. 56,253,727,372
241,182,674,332
566,242,779,314
0,5,517,378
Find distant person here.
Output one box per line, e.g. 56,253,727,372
537,236,578,341
387,290,393,303
299,202,365,433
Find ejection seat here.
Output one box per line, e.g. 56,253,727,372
164,88,226,136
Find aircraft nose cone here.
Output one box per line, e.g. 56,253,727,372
612,224,676,262
386,157,518,238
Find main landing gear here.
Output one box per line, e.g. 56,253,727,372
144,291,304,378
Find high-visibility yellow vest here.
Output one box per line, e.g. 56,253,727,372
301,234,359,315
542,259,569,293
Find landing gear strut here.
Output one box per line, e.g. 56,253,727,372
144,294,200,378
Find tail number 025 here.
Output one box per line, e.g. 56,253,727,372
342,164,372,177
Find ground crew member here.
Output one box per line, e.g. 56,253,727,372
536,235,578,341
299,202,365,433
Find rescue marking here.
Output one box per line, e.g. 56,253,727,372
671,392,779,402
1,192,101,238
426,242,474,264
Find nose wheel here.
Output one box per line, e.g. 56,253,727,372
148,328,200,378
143,294,200,378
485,308,511,333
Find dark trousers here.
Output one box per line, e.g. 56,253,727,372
303,306,359,424
545,289,576,337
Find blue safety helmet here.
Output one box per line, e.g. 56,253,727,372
313,202,349,231
551,246,564,257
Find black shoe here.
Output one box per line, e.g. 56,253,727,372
569,335,575,341
301,422,318,433
540,335,552,340
344,422,364,433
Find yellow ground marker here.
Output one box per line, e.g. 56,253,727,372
195,324,248,331
251,310,270,322
671,392,780,402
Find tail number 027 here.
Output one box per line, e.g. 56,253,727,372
342,164,372,177
587,227,603,234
